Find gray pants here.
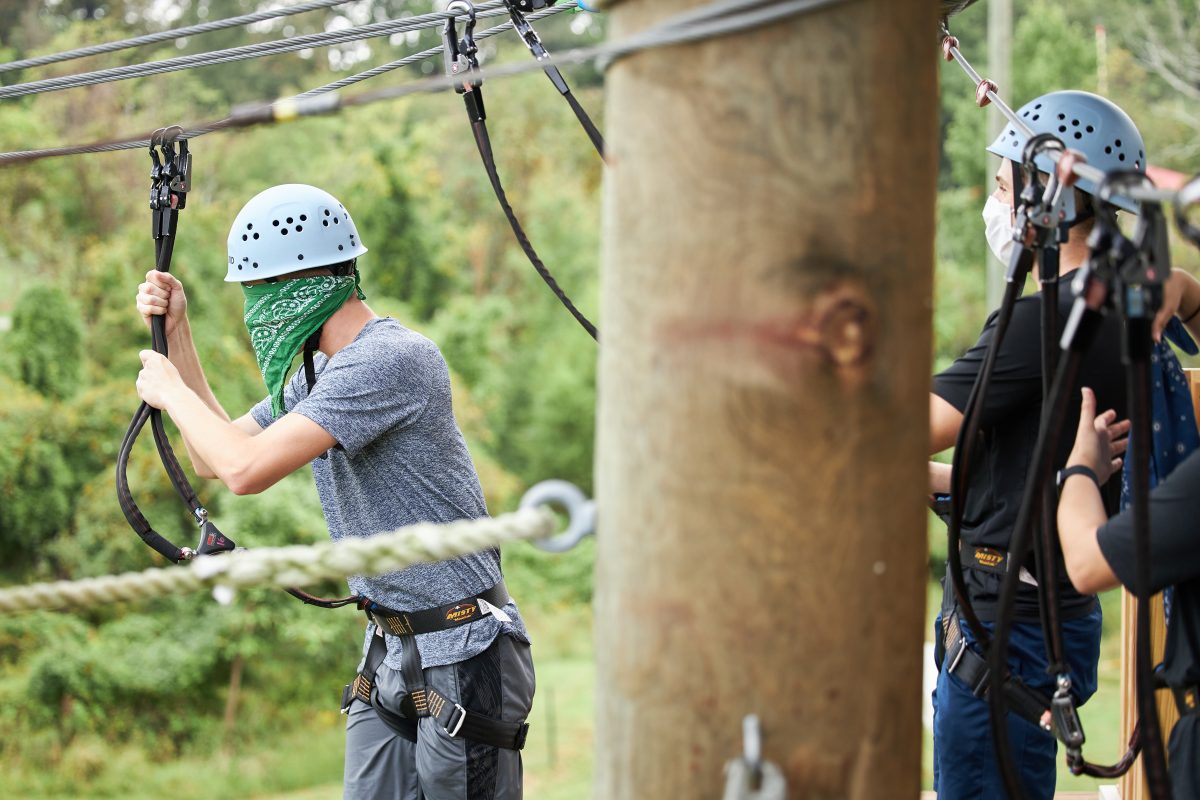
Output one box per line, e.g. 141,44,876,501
344,632,535,800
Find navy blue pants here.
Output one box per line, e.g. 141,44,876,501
932,606,1102,800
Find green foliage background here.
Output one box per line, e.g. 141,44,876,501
0,0,1196,796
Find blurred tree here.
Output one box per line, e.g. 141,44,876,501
10,284,83,400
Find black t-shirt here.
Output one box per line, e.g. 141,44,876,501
934,269,1127,624
1098,450,1200,687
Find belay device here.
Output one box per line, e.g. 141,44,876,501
116,128,236,563
443,0,602,340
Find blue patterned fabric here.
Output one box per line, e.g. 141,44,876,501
1119,318,1200,622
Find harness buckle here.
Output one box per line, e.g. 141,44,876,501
444,703,467,738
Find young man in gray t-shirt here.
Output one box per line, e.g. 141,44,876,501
133,184,534,800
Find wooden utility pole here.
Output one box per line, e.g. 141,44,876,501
594,1,938,798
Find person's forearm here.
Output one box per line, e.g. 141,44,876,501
1056,475,1118,594
165,320,228,477
167,320,229,421
1176,269,1200,341
929,461,951,494
162,385,261,494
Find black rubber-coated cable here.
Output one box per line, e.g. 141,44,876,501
0,0,354,74
471,118,597,339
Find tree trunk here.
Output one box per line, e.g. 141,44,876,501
594,1,938,797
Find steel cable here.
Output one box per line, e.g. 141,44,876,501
0,1,508,100
0,0,354,74
0,0,854,165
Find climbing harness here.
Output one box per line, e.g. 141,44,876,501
445,0,599,340
503,0,606,158
340,580,530,749
115,129,236,564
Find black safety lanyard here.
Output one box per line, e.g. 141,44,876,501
115,131,358,610
979,163,1173,796
116,129,235,563
943,134,1169,794
444,1,599,341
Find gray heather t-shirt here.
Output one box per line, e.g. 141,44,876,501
249,317,527,670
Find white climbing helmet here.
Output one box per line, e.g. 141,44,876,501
225,184,368,282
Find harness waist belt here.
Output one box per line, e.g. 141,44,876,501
363,580,510,637
959,542,1011,574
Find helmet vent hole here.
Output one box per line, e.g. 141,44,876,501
1118,153,1126,161
253,233,259,240
242,234,248,241
281,228,289,235
238,264,243,270
272,220,280,227
324,209,331,217
1032,114,1039,121
1105,146,1113,154
229,257,234,264
1058,125,1067,133
1074,132,1082,140
253,262,259,268
243,257,249,262
286,217,294,224
1058,113,1066,120
298,254,304,261
338,245,344,251
1071,119,1079,126
1139,149,1144,157
333,217,339,225
1135,160,1141,169
1035,103,1043,109
1022,110,1030,117
296,225,303,232
1115,139,1123,147
247,223,253,230
300,214,307,221
1086,125,1095,133
323,220,329,227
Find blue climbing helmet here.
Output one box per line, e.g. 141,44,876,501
987,90,1145,213
225,184,368,282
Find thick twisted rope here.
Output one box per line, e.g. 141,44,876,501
0,0,354,74
0,507,556,613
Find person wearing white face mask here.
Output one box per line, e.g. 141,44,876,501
924,90,1175,800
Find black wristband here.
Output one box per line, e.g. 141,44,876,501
1057,464,1100,491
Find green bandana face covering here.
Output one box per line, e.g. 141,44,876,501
242,271,366,415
